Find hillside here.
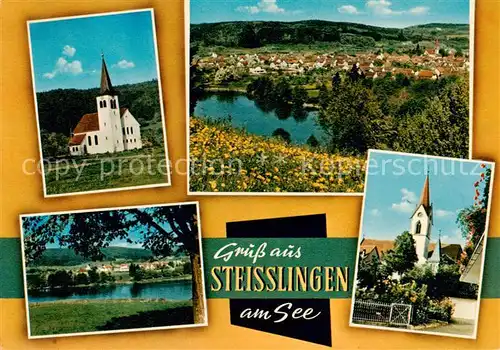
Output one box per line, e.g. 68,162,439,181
36,80,162,136
29,247,154,267
191,20,469,50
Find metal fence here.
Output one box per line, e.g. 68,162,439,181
352,300,412,327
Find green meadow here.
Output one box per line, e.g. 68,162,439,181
29,299,193,336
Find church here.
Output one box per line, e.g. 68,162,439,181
69,56,143,156
361,175,462,273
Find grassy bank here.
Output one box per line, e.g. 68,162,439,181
44,146,169,195
189,117,365,193
29,299,193,336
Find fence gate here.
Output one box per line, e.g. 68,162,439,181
353,301,412,327
389,303,412,326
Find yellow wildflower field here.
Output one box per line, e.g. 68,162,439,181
189,118,366,193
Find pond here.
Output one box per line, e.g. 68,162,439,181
194,92,326,145
28,280,192,303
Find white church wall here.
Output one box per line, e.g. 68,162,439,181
121,110,143,151
97,95,124,153
410,205,432,264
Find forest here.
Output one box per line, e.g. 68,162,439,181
191,21,469,51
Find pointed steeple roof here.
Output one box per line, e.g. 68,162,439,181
411,174,432,218
100,54,115,96
419,174,430,209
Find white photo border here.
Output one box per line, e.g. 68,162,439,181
27,8,172,198
19,201,208,339
348,149,495,340
184,0,475,197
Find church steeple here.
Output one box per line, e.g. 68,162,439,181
100,54,115,96
418,174,431,210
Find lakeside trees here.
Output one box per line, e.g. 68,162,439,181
319,73,469,158
22,204,205,324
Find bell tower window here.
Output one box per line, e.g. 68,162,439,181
416,221,422,234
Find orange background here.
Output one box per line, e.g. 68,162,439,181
0,0,499,349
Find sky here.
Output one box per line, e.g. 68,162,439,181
361,152,492,246
29,10,159,92
190,0,470,28
30,211,177,250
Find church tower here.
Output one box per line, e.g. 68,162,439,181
410,175,433,264
96,54,123,153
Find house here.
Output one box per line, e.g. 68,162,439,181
460,234,485,284
119,264,129,272
69,55,143,156
416,70,437,80
249,67,266,75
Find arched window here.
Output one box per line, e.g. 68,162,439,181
126,127,129,135
88,136,92,146
99,101,103,108
94,135,98,146
131,127,134,135
103,100,107,108
415,221,422,234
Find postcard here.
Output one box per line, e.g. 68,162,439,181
349,150,494,339
19,202,207,338
186,0,474,195
28,9,170,197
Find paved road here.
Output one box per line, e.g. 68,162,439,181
424,318,475,336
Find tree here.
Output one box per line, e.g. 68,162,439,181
239,24,261,48
47,270,73,289
318,80,391,154
88,267,100,284
272,128,292,143
41,130,69,158
306,135,319,148
75,272,89,285
332,72,341,86
384,231,418,275
357,257,382,289
22,204,205,323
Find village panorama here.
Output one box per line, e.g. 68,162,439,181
189,21,471,193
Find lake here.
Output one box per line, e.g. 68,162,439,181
194,92,326,145
28,280,192,303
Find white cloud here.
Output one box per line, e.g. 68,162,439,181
370,208,381,217
62,45,76,57
408,6,430,15
113,59,136,69
43,72,56,79
338,5,361,14
237,0,285,14
43,55,83,79
365,0,429,16
391,188,417,213
435,209,455,218
366,0,403,15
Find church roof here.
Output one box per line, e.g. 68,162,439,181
100,55,115,96
428,242,462,261
412,175,432,218
361,238,462,262
69,133,86,146
73,113,100,134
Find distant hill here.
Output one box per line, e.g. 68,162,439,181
37,80,162,136
190,20,469,50
29,247,154,267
